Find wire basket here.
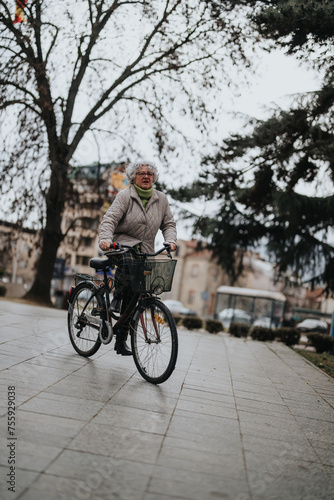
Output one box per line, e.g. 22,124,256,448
121,257,177,295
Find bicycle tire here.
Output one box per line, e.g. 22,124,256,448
131,297,178,384
68,281,102,357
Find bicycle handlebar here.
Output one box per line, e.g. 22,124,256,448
107,242,173,259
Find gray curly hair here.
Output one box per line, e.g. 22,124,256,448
126,161,159,184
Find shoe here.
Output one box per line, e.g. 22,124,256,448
114,330,132,356
110,296,122,313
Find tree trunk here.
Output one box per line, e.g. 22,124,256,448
25,161,67,306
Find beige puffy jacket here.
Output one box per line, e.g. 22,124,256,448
98,185,177,253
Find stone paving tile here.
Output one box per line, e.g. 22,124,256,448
233,387,285,406
44,371,131,403
235,397,292,418
237,408,298,426
13,410,86,448
8,441,62,473
247,461,334,500
0,465,39,500
238,417,310,444
180,385,235,405
244,447,321,473
156,442,245,480
106,384,178,414
93,402,171,435
147,465,250,500
241,433,320,462
0,355,28,371
293,415,334,444
286,401,334,422
176,390,237,419
175,397,238,420
143,493,187,500
67,421,164,464
308,439,334,467
18,392,105,421
162,433,243,457
182,381,233,398
19,468,151,500
166,412,241,451
44,448,153,482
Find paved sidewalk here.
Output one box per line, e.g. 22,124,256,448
0,299,333,500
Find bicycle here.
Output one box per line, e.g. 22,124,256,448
67,243,178,384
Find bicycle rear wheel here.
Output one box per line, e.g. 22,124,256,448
131,298,178,384
68,281,102,357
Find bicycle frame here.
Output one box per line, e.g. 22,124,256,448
72,242,173,341
68,242,178,384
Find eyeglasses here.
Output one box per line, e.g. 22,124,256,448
136,172,153,177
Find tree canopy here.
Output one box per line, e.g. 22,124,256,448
0,0,252,304
171,0,334,293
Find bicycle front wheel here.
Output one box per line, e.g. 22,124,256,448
68,281,102,357
131,298,178,384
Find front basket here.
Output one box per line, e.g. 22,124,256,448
128,258,177,295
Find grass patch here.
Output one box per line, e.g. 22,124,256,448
294,349,334,378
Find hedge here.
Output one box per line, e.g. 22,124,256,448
229,322,249,338
205,319,224,334
307,333,334,353
276,327,300,346
250,326,275,342
182,316,203,330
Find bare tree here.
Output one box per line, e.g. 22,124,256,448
0,0,250,304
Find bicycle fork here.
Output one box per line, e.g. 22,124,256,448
139,307,162,344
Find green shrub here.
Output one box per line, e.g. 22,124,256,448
182,316,203,330
0,285,6,297
229,322,249,338
205,319,224,334
307,333,334,353
250,326,275,342
276,327,300,346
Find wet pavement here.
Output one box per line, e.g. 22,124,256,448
0,299,333,500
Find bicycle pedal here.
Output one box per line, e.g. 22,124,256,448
92,307,103,316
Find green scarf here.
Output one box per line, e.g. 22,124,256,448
134,184,153,209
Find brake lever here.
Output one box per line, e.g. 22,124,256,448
163,243,172,259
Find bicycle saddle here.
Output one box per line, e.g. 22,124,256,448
90,258,111,271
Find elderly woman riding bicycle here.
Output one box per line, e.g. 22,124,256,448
99,161,177,355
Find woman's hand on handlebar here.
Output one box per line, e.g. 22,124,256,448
167,242,176,252
99,240,111,251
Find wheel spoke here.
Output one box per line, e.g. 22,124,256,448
131,299,178,384
68,283,102,357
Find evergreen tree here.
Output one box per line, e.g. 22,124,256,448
172,0,334,293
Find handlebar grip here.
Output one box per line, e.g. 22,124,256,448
112,242,121,250
163,242,172,258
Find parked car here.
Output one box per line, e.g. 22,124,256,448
218,308,252,328
296,318,328,334
253,316,272,328
162,300,197,316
